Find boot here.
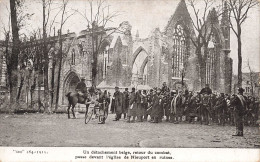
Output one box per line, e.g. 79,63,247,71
151,117,158,123
98,117,105,124
130,116,136,123
174,117,179,124
126,116,131,123
113,114,119,121
143,115,148,121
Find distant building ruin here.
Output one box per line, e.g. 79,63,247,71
0,0,233,106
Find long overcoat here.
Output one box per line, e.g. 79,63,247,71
151,94,160,118
122,91,129,114
114,91,123,115
128,91,137,117
136,92,144,116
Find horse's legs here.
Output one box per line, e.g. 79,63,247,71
67,104,71,119
72,104,76,118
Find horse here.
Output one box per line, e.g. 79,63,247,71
65,92,90,119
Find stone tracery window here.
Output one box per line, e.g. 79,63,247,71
172,24,187,77
206,32,217,87
71,48,76,65
103,46,109,79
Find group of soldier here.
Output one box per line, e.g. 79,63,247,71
109,82,258,137
75,78,259,137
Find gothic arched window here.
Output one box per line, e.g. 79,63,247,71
103,45,109,79
206,31,218,88
172,24,187,77
71,49,76,65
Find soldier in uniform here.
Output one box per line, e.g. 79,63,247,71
163,91,171,122
151,89,160,123
161,82,170,94
75,78,88,97
172,90,184,124
142,90,149,121
113,87,123,121
122,88,129,119
230,88,247,136
214,93,227,126
127,88,137,123
146,89,153,120
169,90,177,123
136,90,144,122
96,89,110,124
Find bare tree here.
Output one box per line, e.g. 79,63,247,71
55,0,76,111
41,0,70,112
1,0,33,107
187,0,222,87
227,0,259,88
41,0,53,112
9,0,21,105
76,0,122,88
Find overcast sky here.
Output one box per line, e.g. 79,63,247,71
0,0,259,74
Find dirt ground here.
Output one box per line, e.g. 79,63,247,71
0,113,259,148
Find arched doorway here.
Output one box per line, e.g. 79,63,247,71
131,47,148,86
62,71,80,105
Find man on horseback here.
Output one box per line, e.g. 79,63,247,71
75,78,87,97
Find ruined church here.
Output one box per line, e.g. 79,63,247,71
0,0,232,106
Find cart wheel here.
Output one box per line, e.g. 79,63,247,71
85,107,93,124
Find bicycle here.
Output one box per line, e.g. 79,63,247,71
85,100,108,124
